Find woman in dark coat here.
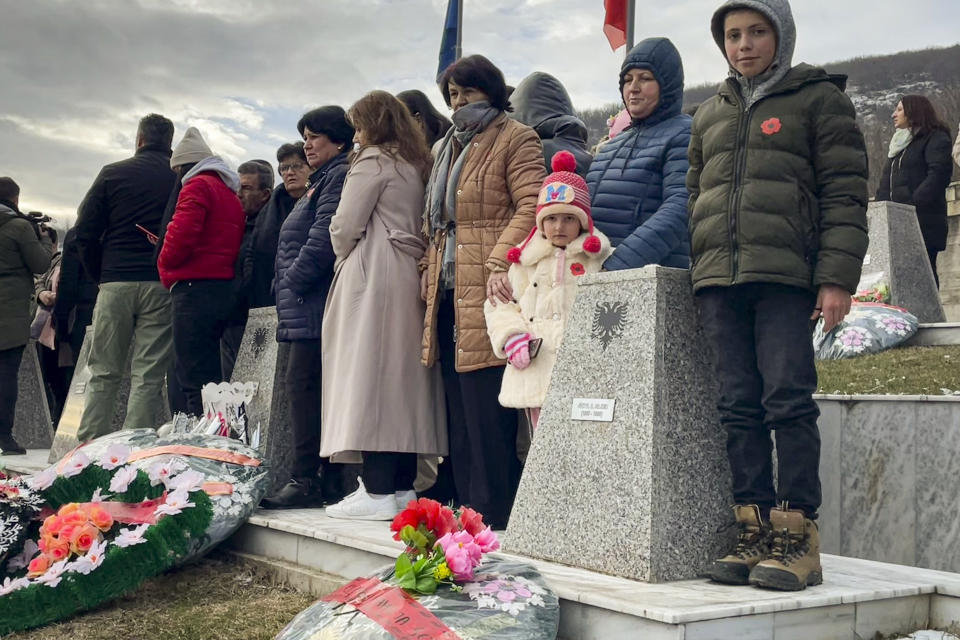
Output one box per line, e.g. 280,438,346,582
261,106,354,509
877,94,954,286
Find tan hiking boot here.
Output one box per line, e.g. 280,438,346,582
749,506,822,591
706,504,772,585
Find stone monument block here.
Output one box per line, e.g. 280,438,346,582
49,327,171,463
505,266,734,583
230,307,291,490
13,343,54,449
863,201,945,322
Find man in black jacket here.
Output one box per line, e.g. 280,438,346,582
74,114,177,441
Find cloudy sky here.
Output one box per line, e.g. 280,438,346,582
2,0,958,224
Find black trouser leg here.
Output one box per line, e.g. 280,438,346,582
285,338,325,480
927,247,940,289
438,296,520,529
171,280,235,416
362,451,417,495
0,346,26,440
698,284,821,519
698,285,774,515
754,285,821,518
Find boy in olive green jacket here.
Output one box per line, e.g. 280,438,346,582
687,0,868,591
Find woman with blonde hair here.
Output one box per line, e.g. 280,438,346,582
322,90,447,520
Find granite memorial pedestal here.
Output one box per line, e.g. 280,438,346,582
505,266,733,583
863,201,945,322
49,327,171,463
13,342,54,449
230,307,292,491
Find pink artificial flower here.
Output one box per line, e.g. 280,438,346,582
473,526,500,553
62,451,91,478
437,531,483,582
98,444,131,471
28,468,57,491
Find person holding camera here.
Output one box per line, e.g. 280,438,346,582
0,177,52,454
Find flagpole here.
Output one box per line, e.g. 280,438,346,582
455,0,463,60
626,0,635,51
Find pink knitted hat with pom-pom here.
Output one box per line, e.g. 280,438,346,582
507,150,601,263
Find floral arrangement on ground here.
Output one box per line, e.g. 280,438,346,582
275,498,560,640
0,442,219,635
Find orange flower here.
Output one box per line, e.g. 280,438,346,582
69,524,100,554
61,510,88,528
27,555,51,577
59,524,78,542
760,117,782,135
87,506,114,532
41,514,64,536
59,503,81,515
46,537,71,561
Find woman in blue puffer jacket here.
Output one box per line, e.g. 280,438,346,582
586,37,692,271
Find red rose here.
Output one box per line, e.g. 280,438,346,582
458,506,487,536
760,117,782,135
390,498,457,541
570,263,586,276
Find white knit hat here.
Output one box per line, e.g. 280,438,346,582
170,127,213,168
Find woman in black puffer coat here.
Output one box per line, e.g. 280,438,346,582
877,94,954,286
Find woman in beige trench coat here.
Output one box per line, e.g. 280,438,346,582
322,91,447,521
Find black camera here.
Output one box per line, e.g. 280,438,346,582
26,211,52,224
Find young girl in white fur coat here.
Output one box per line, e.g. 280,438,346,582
484,151,611,430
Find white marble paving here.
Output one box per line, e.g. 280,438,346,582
0,449,51,475
239,508,960,626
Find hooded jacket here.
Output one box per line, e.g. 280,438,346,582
483,229,611,409
0,202,52,350
274,153,349,342
687,0,869,293
585,37,692,271
157,156,246,289
510,72,593,178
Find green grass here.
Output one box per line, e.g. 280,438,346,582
816,345,960,395
4,554,316,640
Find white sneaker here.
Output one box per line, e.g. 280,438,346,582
395,489,417,510
326,484,399,521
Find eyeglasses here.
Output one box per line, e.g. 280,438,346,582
278,162,307,173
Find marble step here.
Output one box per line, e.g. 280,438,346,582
227,508,960,640
907,322,960,347
0,449,53,475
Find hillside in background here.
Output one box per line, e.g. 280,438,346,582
577,45,960,195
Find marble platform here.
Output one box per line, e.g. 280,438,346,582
0,449,51,476
906,322,960,346
48,326,170,463
230,307,291,490
505,266,733,583
13,343,53,449
816,394,960,574
228,508,960,640
864,201,945,322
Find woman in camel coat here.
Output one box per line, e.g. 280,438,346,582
421,55,546,529
322,91,447,521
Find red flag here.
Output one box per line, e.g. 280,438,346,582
603,0,627,51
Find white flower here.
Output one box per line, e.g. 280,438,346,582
109,465,139,493
167,469,204,493
27,468,57,491
90,487,111,503
502,600,524,615
6,539,39,572
98,444,131,471
35,559,69,588
70,540,108,575
155,489,194,518
148,460,186,487
61,451,91,478
154,503,183,517
0,576,29,596
113,524,150,548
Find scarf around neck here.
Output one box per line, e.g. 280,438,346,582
888,128,914,158
426,101,501,289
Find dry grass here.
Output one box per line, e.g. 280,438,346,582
816,345,960,395
4,554,315,640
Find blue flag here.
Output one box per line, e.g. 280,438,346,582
436,0,459,82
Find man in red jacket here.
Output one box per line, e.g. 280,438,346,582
158,127,245,416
